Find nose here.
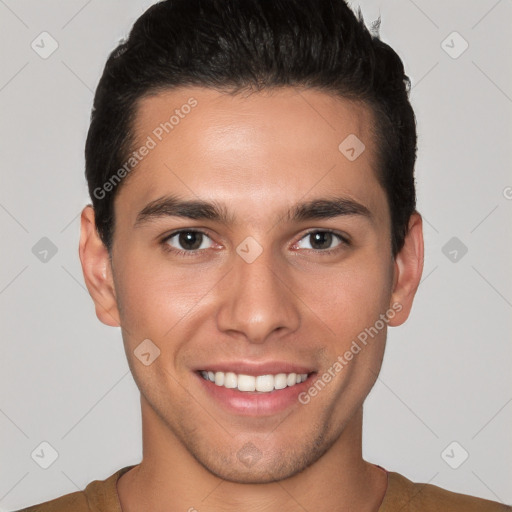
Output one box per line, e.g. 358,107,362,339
216,246,301,344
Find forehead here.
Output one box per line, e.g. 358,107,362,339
116,86,387,227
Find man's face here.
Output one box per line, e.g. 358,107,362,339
105,87,401,482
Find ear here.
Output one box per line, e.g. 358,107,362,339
387,211,424,327
78,205,121,327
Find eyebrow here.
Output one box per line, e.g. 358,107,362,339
134,194,373,228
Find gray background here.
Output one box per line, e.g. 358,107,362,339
1,0,511,509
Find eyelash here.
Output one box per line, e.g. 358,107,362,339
160,229,351,258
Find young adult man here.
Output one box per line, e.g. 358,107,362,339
16,0,511,510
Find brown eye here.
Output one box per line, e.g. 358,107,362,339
296,230,349,252
309,232,334,250
163,230,213,252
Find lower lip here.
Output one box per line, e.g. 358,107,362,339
195,372,316,416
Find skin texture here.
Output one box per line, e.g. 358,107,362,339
79,86,424,511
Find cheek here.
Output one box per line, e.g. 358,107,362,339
113,236,393,345
296,254,392,336
113,249,222,336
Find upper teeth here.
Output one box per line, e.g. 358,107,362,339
201,371,309,392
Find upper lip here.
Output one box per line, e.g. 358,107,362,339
195,361,316,376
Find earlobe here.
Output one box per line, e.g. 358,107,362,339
78,205,121,327
387,212,424,327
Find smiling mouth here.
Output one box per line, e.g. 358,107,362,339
198,370,313,393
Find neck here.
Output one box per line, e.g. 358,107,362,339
117,398,387,512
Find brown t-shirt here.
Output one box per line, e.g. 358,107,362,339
14,465,512,511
